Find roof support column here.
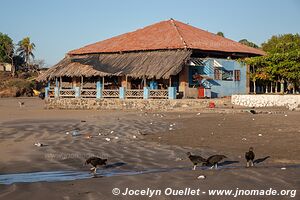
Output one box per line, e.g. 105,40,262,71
102,76,105,90
143,75,147,87
54,77,59,98
59,76,62,89
96,77,102,99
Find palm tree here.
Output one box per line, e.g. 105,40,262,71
17,37,35,68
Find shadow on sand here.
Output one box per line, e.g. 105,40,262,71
254,156,271,164
104,162,126,169
219,160,240,166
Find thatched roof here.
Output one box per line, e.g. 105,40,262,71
69,19,265,56
36,50,191,81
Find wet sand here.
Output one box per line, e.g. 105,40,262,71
0,98,299,200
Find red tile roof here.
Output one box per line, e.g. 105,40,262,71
69,19,265,56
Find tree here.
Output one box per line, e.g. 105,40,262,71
242,34,300,94
0,33,15,75
216,32,225,37
239,39,259,48
17,37,35,68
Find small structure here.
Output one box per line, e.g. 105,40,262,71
37,19,264,99
0,63,12,72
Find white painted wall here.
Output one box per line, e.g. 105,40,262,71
231,95,300,110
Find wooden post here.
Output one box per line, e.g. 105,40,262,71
81,76,83,89
60,77,62,89
143,76,147,87
125,75,128,88
102,76,105,89
169,76,172,87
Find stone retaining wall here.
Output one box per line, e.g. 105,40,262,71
45,98,231,111
231,95,300,110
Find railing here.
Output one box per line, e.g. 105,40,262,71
46,88,170,99
61,82,73,89
149,89,168,99
59,89,75,97
48,89,55,98
125,89,143,99
102,89,119,98
81,89,97,98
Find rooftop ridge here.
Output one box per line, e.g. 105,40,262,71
170,19,188,49
68,19,265,56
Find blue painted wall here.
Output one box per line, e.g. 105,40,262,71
196,58,247,98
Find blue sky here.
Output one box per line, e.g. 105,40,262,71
1,0,299,66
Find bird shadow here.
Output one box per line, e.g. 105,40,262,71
218,160,240,166
254,156,270,164
104,162,126,169
92,174,104,178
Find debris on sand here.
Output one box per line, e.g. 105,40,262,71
196,113,201,116
137,130,147,136
281,167,287,170
34,142,43,147
242,138,247,141
249,110,256,114
72,130,81,136
197,175,206,179
105,138,111,142
133,135,137,139
85,135,92,139
18,101,25,108
175,157,183,161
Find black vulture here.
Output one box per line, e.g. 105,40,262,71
85,157,107,174
206,155,227,169
245,147,255,167
186,152,207,170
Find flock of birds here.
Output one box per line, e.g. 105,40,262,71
186,147,255,170
85,147,256,174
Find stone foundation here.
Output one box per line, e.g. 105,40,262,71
231,95,300,110
45,98,231,110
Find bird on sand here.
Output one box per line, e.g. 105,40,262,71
85,157,107,174
245,147,255,167
186,152,207,170
206,155,227,169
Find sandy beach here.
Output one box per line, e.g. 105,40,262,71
0,98,299,200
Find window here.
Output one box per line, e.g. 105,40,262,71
234,70,241,81
222,70,233,81
214,68,222,80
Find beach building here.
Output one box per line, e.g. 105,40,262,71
37,19,264,99
0,63,12,72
